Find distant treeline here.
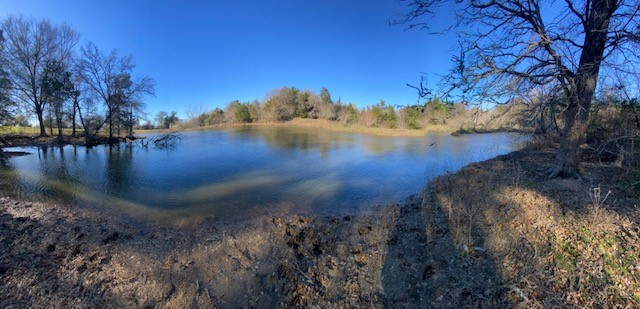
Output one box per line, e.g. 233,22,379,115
153,87,523,132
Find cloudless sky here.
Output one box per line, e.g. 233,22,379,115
0,0,457,118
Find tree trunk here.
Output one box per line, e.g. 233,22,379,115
72,95,78,136
56,113,63,141
549,96,589,178
36,105,47,137
548,0,612,178
129,104,134,137
108,105,114,142
48,107,54,136
0,136,7,151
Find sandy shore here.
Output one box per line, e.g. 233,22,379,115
1,148,639,307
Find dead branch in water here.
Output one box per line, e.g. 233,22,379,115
139,131,183,148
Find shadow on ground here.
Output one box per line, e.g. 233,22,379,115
1,148,639,307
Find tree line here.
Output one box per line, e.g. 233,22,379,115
0,15,155,145
156,86,522,132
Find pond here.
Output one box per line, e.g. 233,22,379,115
0,127,524,222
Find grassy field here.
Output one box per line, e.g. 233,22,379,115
0,126,76,136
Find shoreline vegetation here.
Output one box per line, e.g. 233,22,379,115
1,145,639,307
0,114,527,155
146,87,529,138
135,118,527,138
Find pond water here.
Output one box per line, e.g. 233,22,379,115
0,127,524,221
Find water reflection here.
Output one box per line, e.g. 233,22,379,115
0,127,524,222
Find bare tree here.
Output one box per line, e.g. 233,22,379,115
185,103,206,126
75,96,107,146
41,60,74,140
0,30,13,126
70,86,80,136
77,41,154,142
1,15,79,136
111,73,154,137
398,0,640,177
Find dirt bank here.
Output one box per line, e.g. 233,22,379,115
0,134,129,149
1,148,639,307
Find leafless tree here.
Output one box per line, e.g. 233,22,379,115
1,15,79,136
0,30,13,125
75,96,106,146
77,41,154,142
185,103,205,121
398,0,640,177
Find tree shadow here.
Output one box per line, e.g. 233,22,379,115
381,183,509,307
380,148,640,307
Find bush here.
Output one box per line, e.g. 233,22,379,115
372,100,396,128
234,104,251,123
336,103,358,124
205,108,225,125
402,107,423,129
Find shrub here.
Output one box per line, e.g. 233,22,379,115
402,107,423,129
372,100,397,128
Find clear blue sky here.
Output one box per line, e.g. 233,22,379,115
0,0,457,118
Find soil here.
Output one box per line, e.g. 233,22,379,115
0,134,127,148
1,148,639,307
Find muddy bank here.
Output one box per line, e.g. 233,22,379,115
0,134,127,149
0,195,424,307
1,148,639,307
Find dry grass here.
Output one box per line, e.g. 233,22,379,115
137,118,459,137
424,149,640,307
0,126,48,135
0,126,84,136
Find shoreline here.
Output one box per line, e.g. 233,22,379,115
135,118,527,138
0,134,127,149
1,148,638,307
0,120,528,153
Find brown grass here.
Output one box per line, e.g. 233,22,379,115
423,149,640,307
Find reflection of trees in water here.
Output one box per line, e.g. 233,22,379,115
361,137,396,155
25,146,76,203
240,127,358,158
105,143,135,195
235,126,466,157
7,144,140,206
0,158,20,197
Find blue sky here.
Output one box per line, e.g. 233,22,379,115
0,0,457,118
